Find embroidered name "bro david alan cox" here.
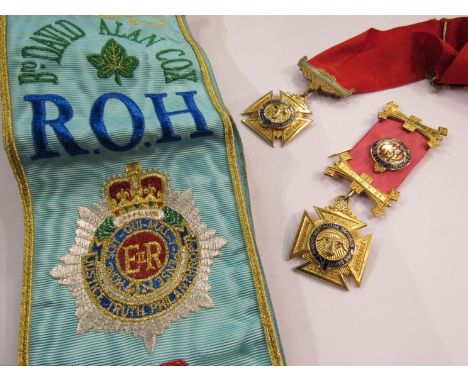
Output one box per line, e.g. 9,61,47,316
18,17,213,161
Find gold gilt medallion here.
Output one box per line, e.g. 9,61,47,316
242,91,312,146
289,196,372,290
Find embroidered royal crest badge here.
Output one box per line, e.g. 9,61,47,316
51,162,227,352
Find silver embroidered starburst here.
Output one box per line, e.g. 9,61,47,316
51,163,226,352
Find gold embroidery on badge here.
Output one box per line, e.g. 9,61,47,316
51,163,226,352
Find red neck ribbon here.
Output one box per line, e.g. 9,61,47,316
308,17,468,92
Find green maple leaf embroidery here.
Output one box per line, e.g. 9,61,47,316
87,39,139,85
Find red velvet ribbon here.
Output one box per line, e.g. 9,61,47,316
308,17,468,92
348,119,429,194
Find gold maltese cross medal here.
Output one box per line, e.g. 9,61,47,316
241,91,312,146
51,162,226,352
289,196,372,290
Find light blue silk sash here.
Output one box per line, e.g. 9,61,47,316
0,15,284,366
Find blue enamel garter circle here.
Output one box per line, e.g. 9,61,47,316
309,223,355,271
258,99,296,129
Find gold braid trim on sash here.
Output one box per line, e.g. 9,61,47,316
177,16,284,366
0,15,34,366
0,15,284,366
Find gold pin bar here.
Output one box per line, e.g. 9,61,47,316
298,57,355,98
378,101,448,148
325,153,399,216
